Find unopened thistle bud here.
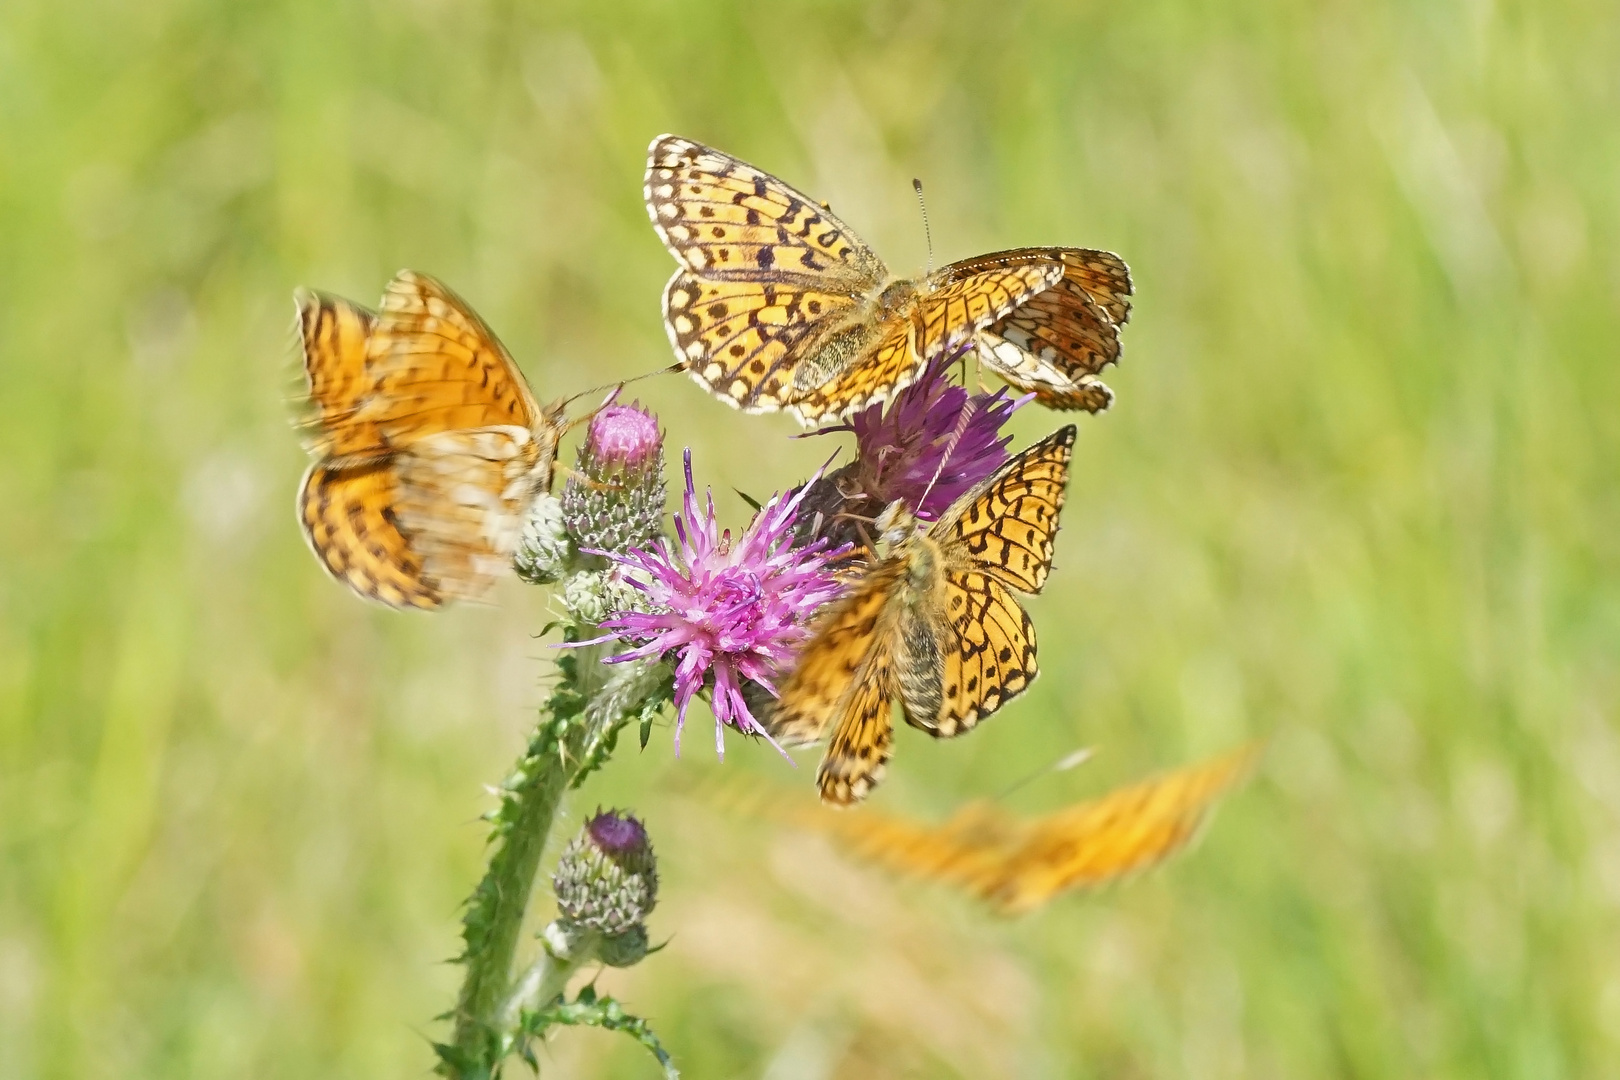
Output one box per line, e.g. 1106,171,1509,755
514,494,572,584
562,403,666,557
552,809,658,937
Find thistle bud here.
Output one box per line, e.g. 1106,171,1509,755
561,403,666,556
552,809,658,937
514,494,572,584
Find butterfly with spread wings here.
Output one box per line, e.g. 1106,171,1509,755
741,741,1261,914
769,426,1077,804
294,270,569,609
644,135,1133,427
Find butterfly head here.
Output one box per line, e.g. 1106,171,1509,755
872,499,922,557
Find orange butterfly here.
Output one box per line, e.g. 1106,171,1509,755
644,136,1132,427
294,270,570,609
769,428,1075,804
737,741,1262,914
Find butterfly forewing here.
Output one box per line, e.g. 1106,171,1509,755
989,742,1262,914
786,261,1064,427
295,291,385,460
942,424,1075,594
645,135,886,286
361,271,542,442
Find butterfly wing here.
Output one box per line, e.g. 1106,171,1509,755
938,424,1076,595
770,560,908,805
297,460,442,610
663,271,864,412
953,248,1132,412
360,270,542,444
786,261,1064,427
294,290,385,460
988,742,1263,914
889,427,1073,734
645,134,886,287
646,135,899,423
919,571,1038,737
393,426,556,603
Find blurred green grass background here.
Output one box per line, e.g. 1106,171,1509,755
2,0,1617,1076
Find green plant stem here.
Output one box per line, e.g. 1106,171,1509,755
498,922,597,1032
443,637,610,1077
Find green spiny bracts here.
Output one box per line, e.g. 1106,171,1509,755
552,809,658,937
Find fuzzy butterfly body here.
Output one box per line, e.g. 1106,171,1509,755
769,426,1077,804
646,135,1129,427
294,271,568,609
748,741,1261,913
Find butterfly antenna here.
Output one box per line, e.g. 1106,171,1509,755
560,362,684,411
993,745,1097,801
913,178,934,276
913,387,977,515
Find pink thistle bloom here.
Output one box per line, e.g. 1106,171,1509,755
596,450,847,758
833,352,1029,521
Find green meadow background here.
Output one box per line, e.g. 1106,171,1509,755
3,0,1617,1076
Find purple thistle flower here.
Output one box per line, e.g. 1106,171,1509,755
595,450,846,758
842,354,1027,520
793,354,1029,556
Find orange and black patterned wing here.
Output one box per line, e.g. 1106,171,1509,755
918,570,1038,737
297,460,441,610
988,742,1263,914
815,637,899,806
645,134,886,288
938,425,1075,594
770,560,908,805
663,272,863,412
956,248,1132,413
646,135,887,418
769,559,904,747
294,290,384,460
360,271,542,443
786,261,1063,427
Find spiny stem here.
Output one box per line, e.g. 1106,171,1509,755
442,637,612,1076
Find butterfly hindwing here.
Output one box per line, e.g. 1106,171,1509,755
663,271,861,411
769,560,906,747
953,248,1133,412
297,460,442,610
393,425,556,602
930,571,1038,737
815,635,898,807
